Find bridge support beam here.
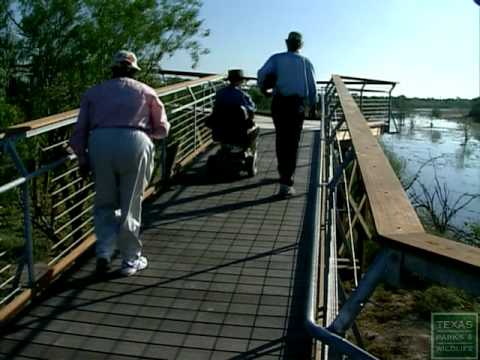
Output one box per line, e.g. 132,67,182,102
327,248,401,336
399,249,480,297
325,241,479,359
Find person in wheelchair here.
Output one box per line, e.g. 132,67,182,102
206,69,259,177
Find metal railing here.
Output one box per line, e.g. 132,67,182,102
305,74,480,359
305,76,395,360
0,73,225,323
330,74,480,292
324,75,396,137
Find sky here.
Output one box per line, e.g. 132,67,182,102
161,0,479,99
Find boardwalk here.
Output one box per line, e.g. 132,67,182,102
1,118,321,360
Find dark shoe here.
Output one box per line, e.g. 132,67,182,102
96,257,111,273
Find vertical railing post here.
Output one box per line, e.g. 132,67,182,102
4,141,36,289
387,85,396,133
160,139,167,183
187,86,197,151
359,83,366,112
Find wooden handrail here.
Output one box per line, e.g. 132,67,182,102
336,75,397,85
0,110,79,140
157,69,216,78
332,75,480,269
156,74,223,96
0,74,224,141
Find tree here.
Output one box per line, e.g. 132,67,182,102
248,86,272,114
0,1,211,259
392,95,410,114
0,0,210,120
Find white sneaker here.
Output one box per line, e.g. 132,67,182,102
121,256,148,276
278,184,296,197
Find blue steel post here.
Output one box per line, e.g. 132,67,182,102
327,118,345,144
4,141,35,288
328,248,399,335
327,148,354,191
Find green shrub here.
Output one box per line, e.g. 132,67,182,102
413,285,479,320
469,98,480,122
362,237,381,268
468,223,480,238
248,87,271,114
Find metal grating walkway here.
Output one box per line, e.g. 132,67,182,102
1,119,320,360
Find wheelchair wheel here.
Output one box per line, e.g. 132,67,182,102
206,155,218,174
245,153,257,177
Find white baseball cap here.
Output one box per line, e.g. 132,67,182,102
112,50,141,71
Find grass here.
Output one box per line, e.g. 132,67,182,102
0,199,26,262
0,203,25,298
354,282,480,359
412,285,480,319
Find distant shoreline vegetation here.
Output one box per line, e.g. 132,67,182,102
246,91,479,120
468,97,480,121
392,95,472,110
392,95,479,121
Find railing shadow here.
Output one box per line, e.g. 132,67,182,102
143,149,280,228
227,337,286,359
1,242,299,360
145,192,285,227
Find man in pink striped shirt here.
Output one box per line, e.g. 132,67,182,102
70,50,170,276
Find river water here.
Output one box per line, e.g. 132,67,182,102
380,111,480,229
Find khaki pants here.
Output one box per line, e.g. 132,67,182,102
88,128,154,262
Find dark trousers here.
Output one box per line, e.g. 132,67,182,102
271,95,305,186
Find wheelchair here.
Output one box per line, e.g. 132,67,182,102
206,107,259,178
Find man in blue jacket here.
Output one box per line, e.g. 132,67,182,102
258,31,317,197
212,69,256,141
